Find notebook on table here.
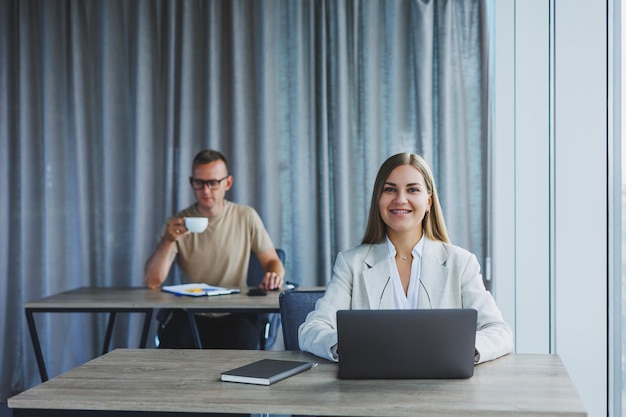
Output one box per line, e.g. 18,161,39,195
220,359,317,386
161,283,240,297
336,308,477,379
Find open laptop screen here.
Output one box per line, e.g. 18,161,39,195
336,309,477,379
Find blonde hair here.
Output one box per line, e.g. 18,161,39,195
362,153,450,244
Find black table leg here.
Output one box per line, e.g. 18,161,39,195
139,310,153,348
25,309,48,382
102,312,117,355
186,310,202,348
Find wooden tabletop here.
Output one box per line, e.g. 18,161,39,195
8,349,587,417
25,286,286,312
25,286,328,382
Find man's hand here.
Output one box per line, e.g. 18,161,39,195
258,271,283,291
165,217,189,242
144,218,185,289
253,248,285,291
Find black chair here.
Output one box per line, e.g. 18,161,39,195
279,290,325,350
247,248,286,350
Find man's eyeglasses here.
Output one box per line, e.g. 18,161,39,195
189,176,229,190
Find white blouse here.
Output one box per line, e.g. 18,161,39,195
385,235,425,309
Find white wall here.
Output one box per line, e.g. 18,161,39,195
491,1,610,416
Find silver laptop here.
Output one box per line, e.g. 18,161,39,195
336,309,477,379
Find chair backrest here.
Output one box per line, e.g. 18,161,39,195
246,248,286,350
247,248,286,286
279,290,325,350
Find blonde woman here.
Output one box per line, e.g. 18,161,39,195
299,153,513,364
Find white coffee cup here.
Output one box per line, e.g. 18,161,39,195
184,217,208,233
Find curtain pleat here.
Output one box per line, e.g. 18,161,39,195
0,0,490,399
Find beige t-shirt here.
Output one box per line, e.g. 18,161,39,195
163,201,274,287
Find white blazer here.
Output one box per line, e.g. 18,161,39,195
298,238,514,364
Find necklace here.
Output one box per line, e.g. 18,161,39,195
402,256,407,260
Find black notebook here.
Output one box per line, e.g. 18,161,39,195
220,359,317,386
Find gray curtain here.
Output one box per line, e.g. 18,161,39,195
0,0,490,401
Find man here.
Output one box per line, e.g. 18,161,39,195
145,149,284,349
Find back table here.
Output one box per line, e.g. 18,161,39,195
25,286,286,381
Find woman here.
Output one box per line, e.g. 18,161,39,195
299,153,513,364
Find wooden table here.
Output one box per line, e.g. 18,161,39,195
8,349,587,417
25,286,284,382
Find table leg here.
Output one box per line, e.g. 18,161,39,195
25,309,48,382
139,310,153,348
186,310,202,348
102,312,117,355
